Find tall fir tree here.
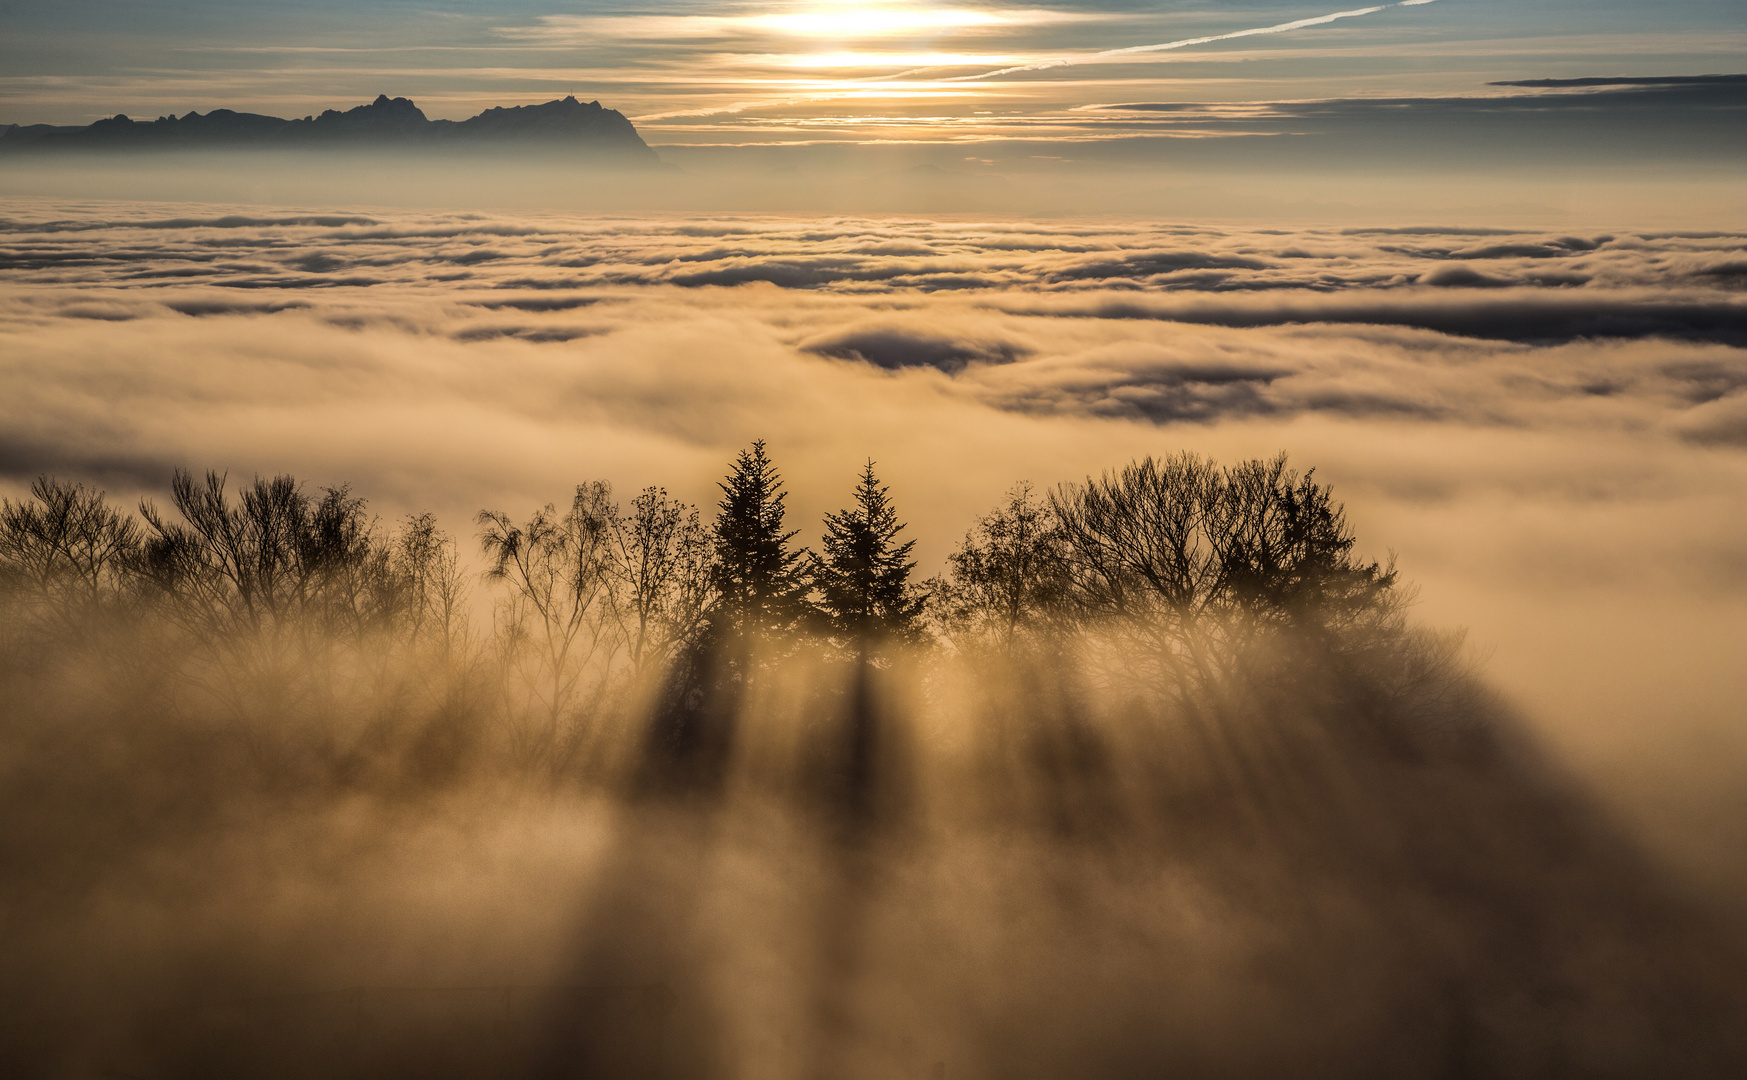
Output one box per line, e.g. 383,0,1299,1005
709,440,814,645
816,461,925,648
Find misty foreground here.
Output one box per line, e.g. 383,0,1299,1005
2,454,1744,1080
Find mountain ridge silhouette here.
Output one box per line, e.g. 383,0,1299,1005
0,94,659,161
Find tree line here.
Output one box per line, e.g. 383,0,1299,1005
0,441,1402,773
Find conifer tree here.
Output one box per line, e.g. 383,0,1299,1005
709,440,814,645
816,460,925,649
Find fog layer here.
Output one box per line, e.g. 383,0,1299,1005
2,200,1744,1076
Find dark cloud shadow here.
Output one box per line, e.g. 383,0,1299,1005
995,295,1747,346
802,326,1031,373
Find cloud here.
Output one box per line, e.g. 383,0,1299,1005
949,2,1432,81
0,428,175,490
6,209,1739,304
0,213,382,232
3,213,1745,473
2,204,1743,525
466,296,615,312
1041,250,1276,282
165,298,312,316
964,342,1293,422
1416,265,1518,287
799,321,1032,372
987,292,1747,346
451,323,607,344
500,9,1082,46
1058,78,1747,162
1088,76,1747,124
1491,75,1747,89
3,208,1744,902
1676,392,1747,447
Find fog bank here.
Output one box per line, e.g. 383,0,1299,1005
2,199,1744,1076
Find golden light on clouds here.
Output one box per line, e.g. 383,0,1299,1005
756,2,1012,38
485,2,1480,142
768,52,1026,69
486,2,1088,119
506,4,1082,44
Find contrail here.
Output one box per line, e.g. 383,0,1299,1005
932,0,1442,83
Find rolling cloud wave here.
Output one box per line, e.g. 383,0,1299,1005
4,207,1744,461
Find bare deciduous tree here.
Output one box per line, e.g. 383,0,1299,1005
1050,452,1398,693
931,482,1072,654
605,486,713,680
131,471,433,725
395,511,469,658
0,478,143,662
1,476,140,614
138,471,412,643
478,482,620,768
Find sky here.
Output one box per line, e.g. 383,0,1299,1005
3,0,1743,153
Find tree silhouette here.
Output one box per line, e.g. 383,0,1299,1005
478,482,620,765
932,482,1071,653
708,440,814,648
1050,452,1399,693
815,460,925,650
0,478,142,657
606,486,713,678
0,477,141,607
138,471,406,641
392,511,469,658
1214,455,1397,634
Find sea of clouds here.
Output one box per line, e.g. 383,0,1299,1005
3,200,1745,895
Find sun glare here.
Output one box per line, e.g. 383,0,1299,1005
755,3,1008,38
775,51,1022,68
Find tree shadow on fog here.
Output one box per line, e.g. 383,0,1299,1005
518,642,746,1080
520,625,1746,1080
526,637,925,1080
529,630,1747,1080
795,654,921,1080
908,452,1747,1079
989,656,1126,846
948,642,1747,1080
